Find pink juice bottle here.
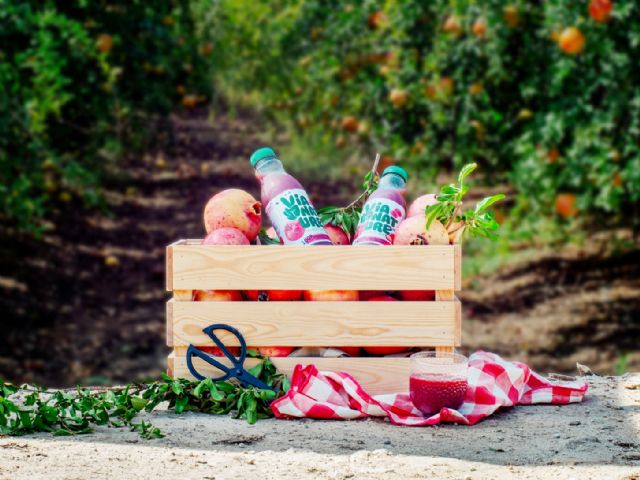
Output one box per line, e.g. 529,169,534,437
353,166,408,245
250,147,332,245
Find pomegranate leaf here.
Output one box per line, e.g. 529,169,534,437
425,163,505,240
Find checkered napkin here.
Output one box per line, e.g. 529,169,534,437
270,351,588,426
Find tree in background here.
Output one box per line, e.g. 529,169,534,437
0,0,213,233
205,0,639,232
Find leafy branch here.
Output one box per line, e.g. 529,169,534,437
425,163,506,241
317,153,380,236
0,354,287,438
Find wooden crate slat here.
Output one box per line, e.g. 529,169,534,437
169,351,410,395
167,243,458,291
167,299,459,347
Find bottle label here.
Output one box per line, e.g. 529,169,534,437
353,198,405,245
266,188,332,245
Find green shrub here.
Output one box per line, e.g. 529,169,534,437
0,0,213,233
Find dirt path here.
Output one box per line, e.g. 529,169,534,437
1,374,639,479
0,108,638,388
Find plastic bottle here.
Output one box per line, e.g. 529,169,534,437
352,166,408,245
250,147,332,245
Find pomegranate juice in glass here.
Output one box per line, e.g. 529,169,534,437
250,147,332,245
410,351,468,415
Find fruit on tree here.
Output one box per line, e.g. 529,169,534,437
555,193,578,218
407,194,438,217
244,290,303,301
518,108,533,120
200,42,214,56
203,227,250,245
357,121,370,136
398,290,435,301
341,116,359,133
193,290,243,301
253,346,295,357
325,223,350,245
613,172,623,187
559,27,586,55
503,5,520,28
203,189,262,241
303,290,359,301
469,83,484,95
589,0,613,23
472,17,487,38
368,11,388,30
425,78,454,100
182,94,199,109
379,155,395,171
389,89,409,108
363,296,408,355
547,147,560,163
442,15,461,35
393,216,450,245
440,77,454,96
96,34,113,53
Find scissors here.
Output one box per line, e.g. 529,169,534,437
186,323,273,390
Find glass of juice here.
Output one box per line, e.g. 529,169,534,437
409,351,468,415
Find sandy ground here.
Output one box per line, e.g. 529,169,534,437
1,374,639,480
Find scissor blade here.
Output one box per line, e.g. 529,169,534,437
186,344,232,382
235,369,274,391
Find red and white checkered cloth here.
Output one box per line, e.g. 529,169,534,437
271,351,588,426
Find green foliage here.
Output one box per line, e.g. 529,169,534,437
318,155,379,235
614,352,629,376
425,162,505,239
0,0,214,233
204,0,639,229
0,356,287,437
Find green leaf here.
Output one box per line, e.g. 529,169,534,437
174,396,189,414
258,228,280,245
247,362,263,378
458,163,477,183
130,396,149,411
475,194,505,214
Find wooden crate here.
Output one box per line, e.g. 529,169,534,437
166,239,461,395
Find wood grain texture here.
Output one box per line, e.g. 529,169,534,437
167,299,459,347
166,245,173,291
167,243,458,291
454,295,462,346
454,244,462,291
168,350,411,394
166,301,173,347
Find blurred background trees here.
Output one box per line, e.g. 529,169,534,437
205,0,639,234
2,0,638,235
1,0,213,232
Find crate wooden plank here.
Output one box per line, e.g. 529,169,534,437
168,351,411,395
167,243,458,291
167,299,460,347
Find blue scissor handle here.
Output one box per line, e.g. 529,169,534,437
185,323,273,390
